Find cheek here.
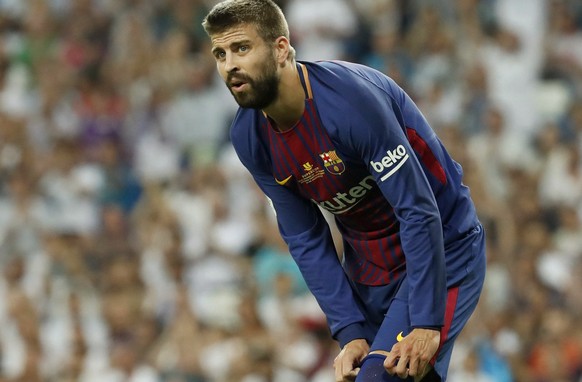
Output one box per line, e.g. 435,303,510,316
217,63,228,80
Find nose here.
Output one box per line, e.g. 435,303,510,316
224,52,239,74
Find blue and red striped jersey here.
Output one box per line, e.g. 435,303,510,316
230,60,480,345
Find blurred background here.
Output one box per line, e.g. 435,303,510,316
0,0,581,381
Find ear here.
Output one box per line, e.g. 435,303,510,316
274,36,291,64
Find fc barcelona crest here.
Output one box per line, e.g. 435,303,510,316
319,150,345,175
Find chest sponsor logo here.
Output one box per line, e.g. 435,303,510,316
320,150,345,175
370,145,409,181
314,175,375,214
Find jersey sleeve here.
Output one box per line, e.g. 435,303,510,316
230,118,372,347
332,72,447,329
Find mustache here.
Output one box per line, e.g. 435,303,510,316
227,72,251,84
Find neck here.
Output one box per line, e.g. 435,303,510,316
262,60,305,132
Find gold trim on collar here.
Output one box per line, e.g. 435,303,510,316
298,63,313,99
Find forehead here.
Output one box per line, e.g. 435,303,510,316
211,24,262,48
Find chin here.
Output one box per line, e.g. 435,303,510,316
237,96,274,110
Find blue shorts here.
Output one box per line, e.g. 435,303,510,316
352,224,486,381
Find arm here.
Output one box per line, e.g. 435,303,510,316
251,169,370,346
230,127,370,347
254,171,374,380
336,75,447,330
342,76,446,380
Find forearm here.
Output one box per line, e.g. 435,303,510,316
281,211,370,346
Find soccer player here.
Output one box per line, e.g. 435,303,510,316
202,1,486,381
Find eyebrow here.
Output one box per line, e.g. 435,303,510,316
211,39,252,55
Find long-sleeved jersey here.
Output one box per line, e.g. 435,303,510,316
230,60,480,346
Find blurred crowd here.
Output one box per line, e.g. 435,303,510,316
0,0,582,381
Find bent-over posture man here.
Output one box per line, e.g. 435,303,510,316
202,1,486,381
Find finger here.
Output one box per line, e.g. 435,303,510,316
384,349,400,374
417,353,434,379
333,353,344,382
416,363,432,380
334,365,343,382
334,361,345,382
345,368,360,381
409,342,432,378
395,354,410,379
335,367,358,382
334,357,354,382
407,354,421,377
384,355,398,374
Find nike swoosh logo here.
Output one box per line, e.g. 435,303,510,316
396,331,404,342
275,175,293,186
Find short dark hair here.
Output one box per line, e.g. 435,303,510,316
202,0,290,43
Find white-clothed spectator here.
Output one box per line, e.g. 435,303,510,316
538,143,582,208
37,160,105,235
285,0,357,61
186,254,244,329
468,107,539,201
484,0,547,136
161,57,236,167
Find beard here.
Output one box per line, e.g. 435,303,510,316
227,55,279,109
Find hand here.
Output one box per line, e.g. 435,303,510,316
333,338,369,382
384,328,440,379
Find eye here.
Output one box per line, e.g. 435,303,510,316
214,50,226,60
239,45,249,53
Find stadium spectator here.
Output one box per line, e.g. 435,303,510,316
0,0,581,381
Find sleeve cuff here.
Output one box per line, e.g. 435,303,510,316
335,322,373,348
411,325,442,331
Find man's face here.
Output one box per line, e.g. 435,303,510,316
211,24,279,109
